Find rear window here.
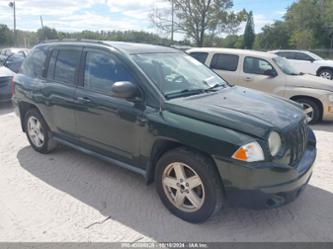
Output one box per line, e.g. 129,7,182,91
210,53,239,71
21,46,48,78
189,52,208,64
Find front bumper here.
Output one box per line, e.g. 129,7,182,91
214,129,317,209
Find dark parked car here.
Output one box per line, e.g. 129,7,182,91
12,41,316,223
0,66,15,102
0,48,29,65
3,51,28,73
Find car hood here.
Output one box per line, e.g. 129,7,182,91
286,74,333,92
165,86,305,138
0,66,15,77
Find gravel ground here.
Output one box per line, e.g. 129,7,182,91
0,103,333,242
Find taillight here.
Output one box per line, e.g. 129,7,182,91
11,76,15,96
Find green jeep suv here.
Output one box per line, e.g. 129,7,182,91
12,41,316,223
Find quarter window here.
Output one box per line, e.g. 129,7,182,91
210,53,239,71
189,52,208,64
21,46,48,78
83,51,134,92
244,57,276,75
53,49,81,84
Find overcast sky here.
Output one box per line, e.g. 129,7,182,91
0,0,296,38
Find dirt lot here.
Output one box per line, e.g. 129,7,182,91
0,103,333,242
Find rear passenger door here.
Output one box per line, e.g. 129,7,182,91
74,47,144,166
43,46,82,140
209,53,240,84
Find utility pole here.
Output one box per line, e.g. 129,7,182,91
8,1,16,46
171,0,174,43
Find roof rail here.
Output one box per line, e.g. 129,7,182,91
41,38,107,45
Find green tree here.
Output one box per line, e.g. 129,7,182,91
290,30,316,49
37,26,58,42
0,24,14,46
257,21,291,49
152,0,247,47
243,11,255,49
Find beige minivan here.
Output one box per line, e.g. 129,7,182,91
187,48,333,124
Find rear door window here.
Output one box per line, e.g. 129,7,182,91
51,49,81,85
189,52,208,64
210,53,239,71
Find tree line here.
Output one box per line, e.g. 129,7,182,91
1,0,333,50
0,24,190,48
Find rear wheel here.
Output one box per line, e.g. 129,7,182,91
319,68,333,80
24,109,57,154
295,98,321,124
155,147,223,223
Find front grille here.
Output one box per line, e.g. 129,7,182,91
288,120,309,167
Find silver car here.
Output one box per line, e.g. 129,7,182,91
187,48,333,124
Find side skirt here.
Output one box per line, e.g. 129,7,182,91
53,137,146,177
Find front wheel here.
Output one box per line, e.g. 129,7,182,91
155,147,223,223
319,68,333,80
295,98,321,124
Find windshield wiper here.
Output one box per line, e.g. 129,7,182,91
164,88,206,99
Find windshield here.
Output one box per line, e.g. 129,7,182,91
131,52,228,98
273,56,300,75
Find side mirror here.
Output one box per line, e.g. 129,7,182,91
264,69,277,78
111,81,138,99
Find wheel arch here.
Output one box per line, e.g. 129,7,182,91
146,139,221,186
290,95,323,119
18,101,42,132
316,66,333,76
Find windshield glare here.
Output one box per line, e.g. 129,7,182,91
131,52,227,98
273,56,300,75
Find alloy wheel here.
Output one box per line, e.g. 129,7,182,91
302,103,314,123
27,116,45,148
320,71,332,80
162,162,205,212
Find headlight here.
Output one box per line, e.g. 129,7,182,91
268,131,282,157
232,141,265,162
329,94,333,102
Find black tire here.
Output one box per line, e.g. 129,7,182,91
318,68,333,80
295,98,321,124
24,108,57,154
155,147,224,223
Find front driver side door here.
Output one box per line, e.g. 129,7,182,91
238,56,284,95
74,48,146,168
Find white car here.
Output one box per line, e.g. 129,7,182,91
187,48,333,124
270,50,333,80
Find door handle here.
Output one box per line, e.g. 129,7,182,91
244,77,252,82
77,96,91,104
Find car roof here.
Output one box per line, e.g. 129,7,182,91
38,40,179,55
187,47,278,59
